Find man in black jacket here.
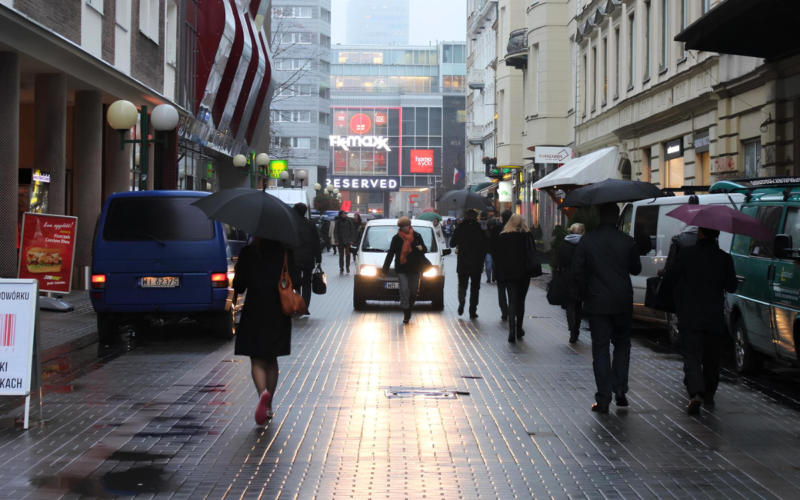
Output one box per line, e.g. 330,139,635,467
573,203,642,413
334,210,357,274
490,210,512,321
292,204,322,314
660,227,737,415
450,209,489,318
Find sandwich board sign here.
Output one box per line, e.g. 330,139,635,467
17,213,78,294
0,279,41,429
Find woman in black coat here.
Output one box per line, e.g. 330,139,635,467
233,238,298,426
555,223,585,343
496,214,535,343
381,217,428,325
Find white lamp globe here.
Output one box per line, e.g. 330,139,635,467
233,154,247,167
337,193,342,199
279,170,290,180
107,100,139,130
256,153,270,166
313,183,322,191
151,104,180,131
333,188,339,195
297,170,307,181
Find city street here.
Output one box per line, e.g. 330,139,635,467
1,253,800,499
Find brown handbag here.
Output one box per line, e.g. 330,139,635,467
279,251,308,315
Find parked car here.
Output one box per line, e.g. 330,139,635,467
90,191,245,342
709,178,800,373
351,219,451,310
620,193,744,345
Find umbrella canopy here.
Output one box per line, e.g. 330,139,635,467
192,188,315,247
421,207,438,213
666,204,773,241
559,179,665,208
417,211,442,222
440,189,493,212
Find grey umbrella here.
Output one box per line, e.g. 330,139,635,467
440,189,494,212
558,179,665,208
192,188,315,248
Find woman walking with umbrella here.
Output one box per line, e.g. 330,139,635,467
381,217,429,325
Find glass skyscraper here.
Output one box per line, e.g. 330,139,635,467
346,0,410,46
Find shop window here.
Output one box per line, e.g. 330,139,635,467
696,151,710,185
743,139,761,177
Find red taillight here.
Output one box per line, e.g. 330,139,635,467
91,292,102,300
91,274,106,289
211,273,228,288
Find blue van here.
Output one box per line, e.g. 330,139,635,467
90,191,245,342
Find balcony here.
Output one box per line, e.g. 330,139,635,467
468,68,485,90
505,29,527,70
467,124,485,147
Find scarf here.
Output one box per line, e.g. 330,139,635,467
398,228,415,265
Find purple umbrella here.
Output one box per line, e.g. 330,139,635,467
665,204,773,241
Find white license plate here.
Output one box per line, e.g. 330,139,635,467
141,277,180,288
384,282,399,290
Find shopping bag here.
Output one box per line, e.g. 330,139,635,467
312,264,327,295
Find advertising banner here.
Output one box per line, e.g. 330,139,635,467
0,279,37,397
327,175,401,192
534,147,573,164
498,181,513,203
410,150,434,173
17,213,78,294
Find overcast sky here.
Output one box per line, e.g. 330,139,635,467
331,0,466,46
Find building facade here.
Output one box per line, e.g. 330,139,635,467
466,0,497,189
345,0,409,46
330,43,466,217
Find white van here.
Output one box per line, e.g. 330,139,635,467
265,187,311,207
352,219,451,310
620,193,745,344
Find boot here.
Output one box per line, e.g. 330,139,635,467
569,330,579,343
508,318,516,343
403,309,411,325
516,320,524,339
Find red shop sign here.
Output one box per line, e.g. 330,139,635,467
349,113,372,135
341,200,352,212
409,149,434,173
17,213,78,294
374,112,387,126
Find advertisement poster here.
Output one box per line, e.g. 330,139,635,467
0,279,38,396
18,213,78,294
410,150,434,173
498,181,513,203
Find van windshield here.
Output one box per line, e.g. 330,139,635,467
103,197,214,242
362,226,437,252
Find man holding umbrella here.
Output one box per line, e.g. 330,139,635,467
449,209,489,318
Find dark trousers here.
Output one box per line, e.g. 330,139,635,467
506,280,530,332
497,279,509,319
588,312,632,406
682,329,722,400
565,300,583,335
297,267,313,309
338,244,351,271
457,272,482,312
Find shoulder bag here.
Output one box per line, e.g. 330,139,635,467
546,270,568,306
312,264,327,295
525,232,543,278
279,251,308,315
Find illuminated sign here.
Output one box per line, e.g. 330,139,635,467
32,171,50,183
534,147,573,164
329,135,392,152
268,159,288,179
327,175,400,191
410,150,434,173
375,112,387,126
350,113,372,135
667,145,680,155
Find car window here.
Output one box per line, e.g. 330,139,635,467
781,207,800,255
362,226,437,252
619,204,633,235
103,197,214,241
750,205,783,258
633,206,658,256
731,206,757,255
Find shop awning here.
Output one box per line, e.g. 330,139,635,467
675,0,800,60
532,147,618,189
469,182,493,193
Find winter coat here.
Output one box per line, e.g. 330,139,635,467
232,240,296,358
328,218,337,245
554,234,582,301
293,218,322,269
495,230,534,284
320,220,331,243
488,224,504,259
573,223,642,315
382,230,429,275
334,217,357,245
660,238,738,333
449,218,489,275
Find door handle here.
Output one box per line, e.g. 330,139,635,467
736,275,746,282
767,264,772,280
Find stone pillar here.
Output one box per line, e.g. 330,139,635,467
34,74,67,215
103,105,132,200
155,129,179,190
0,53,20,279
72,91,103,271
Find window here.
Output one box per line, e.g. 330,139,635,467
320,34,331,48
272,6,312,18
534,44,540,113
619,204,633,235
319,112,329,125
644,2,651,79
592,46,597,110
282,32,313,44
272,137,312,149
614,28,620,97
744,139,762,177
679,0,687,60
628,14,635,89
86,0,103,15
271,111,311,122
781,208,800,256
735,206,782,258
661,0,669,71
275,58,310,70
277,84,314,97
116,0,129,29
104,197,214,242
702,0,710,14
321,8,331,23
166,0,178,66
602,38,608,104
583,54,588,116
139,0,160,43
443,44,453,63
633,206,659,256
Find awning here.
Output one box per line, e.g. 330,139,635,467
675,0,800,60
469,182,493,193
532,147,618,189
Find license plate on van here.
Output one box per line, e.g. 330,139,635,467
384,282,399,290
141,277,180,288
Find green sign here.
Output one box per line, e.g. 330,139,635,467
207,162,213,179
269,160,288,179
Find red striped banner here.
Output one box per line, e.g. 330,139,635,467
1,314,15,347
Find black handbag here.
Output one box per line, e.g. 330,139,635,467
547,271,568,306
312,264,327,295
645,276,675,313
525,233,543,278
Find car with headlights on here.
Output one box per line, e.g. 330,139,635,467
352,219,450,310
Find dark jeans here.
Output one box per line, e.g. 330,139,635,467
588,312,632,406
497,277,508,319
565,300,583,335
338,244,351,271
297,267,313,309
457,272,482,312
682,329,722,400
506,280,530,332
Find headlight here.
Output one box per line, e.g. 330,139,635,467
361,265,377,277
423,267,438,278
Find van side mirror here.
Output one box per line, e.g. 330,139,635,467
442,248,452,256
774,234,795,259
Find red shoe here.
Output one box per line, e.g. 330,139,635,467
255,391,272,425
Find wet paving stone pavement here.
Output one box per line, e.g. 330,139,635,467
2,253,800,499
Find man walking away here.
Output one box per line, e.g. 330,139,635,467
555,223,585,343
334,210,357,273
484,219,496,283
449,209,489,318
490,210,512,321
573,203,642,413
660,227,737,415
292,204,322,314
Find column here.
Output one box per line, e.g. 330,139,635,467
0,53,20,279
34,73,67,215
103,105,132,200
155,129,179,190
72,91,103,271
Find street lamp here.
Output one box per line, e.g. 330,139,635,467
233,154,247,167
296,169,307,188
255,153,269,189
107,100,179,190
333,188,339,195
279,170,290,188
313,182,322,191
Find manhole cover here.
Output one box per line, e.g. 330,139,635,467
384,388,458,399
461,375,483,379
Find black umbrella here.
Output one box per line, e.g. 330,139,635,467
440,189,494,212
559,179,665,208
192,188,314,247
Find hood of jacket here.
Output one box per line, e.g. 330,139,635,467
565,234,582,244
